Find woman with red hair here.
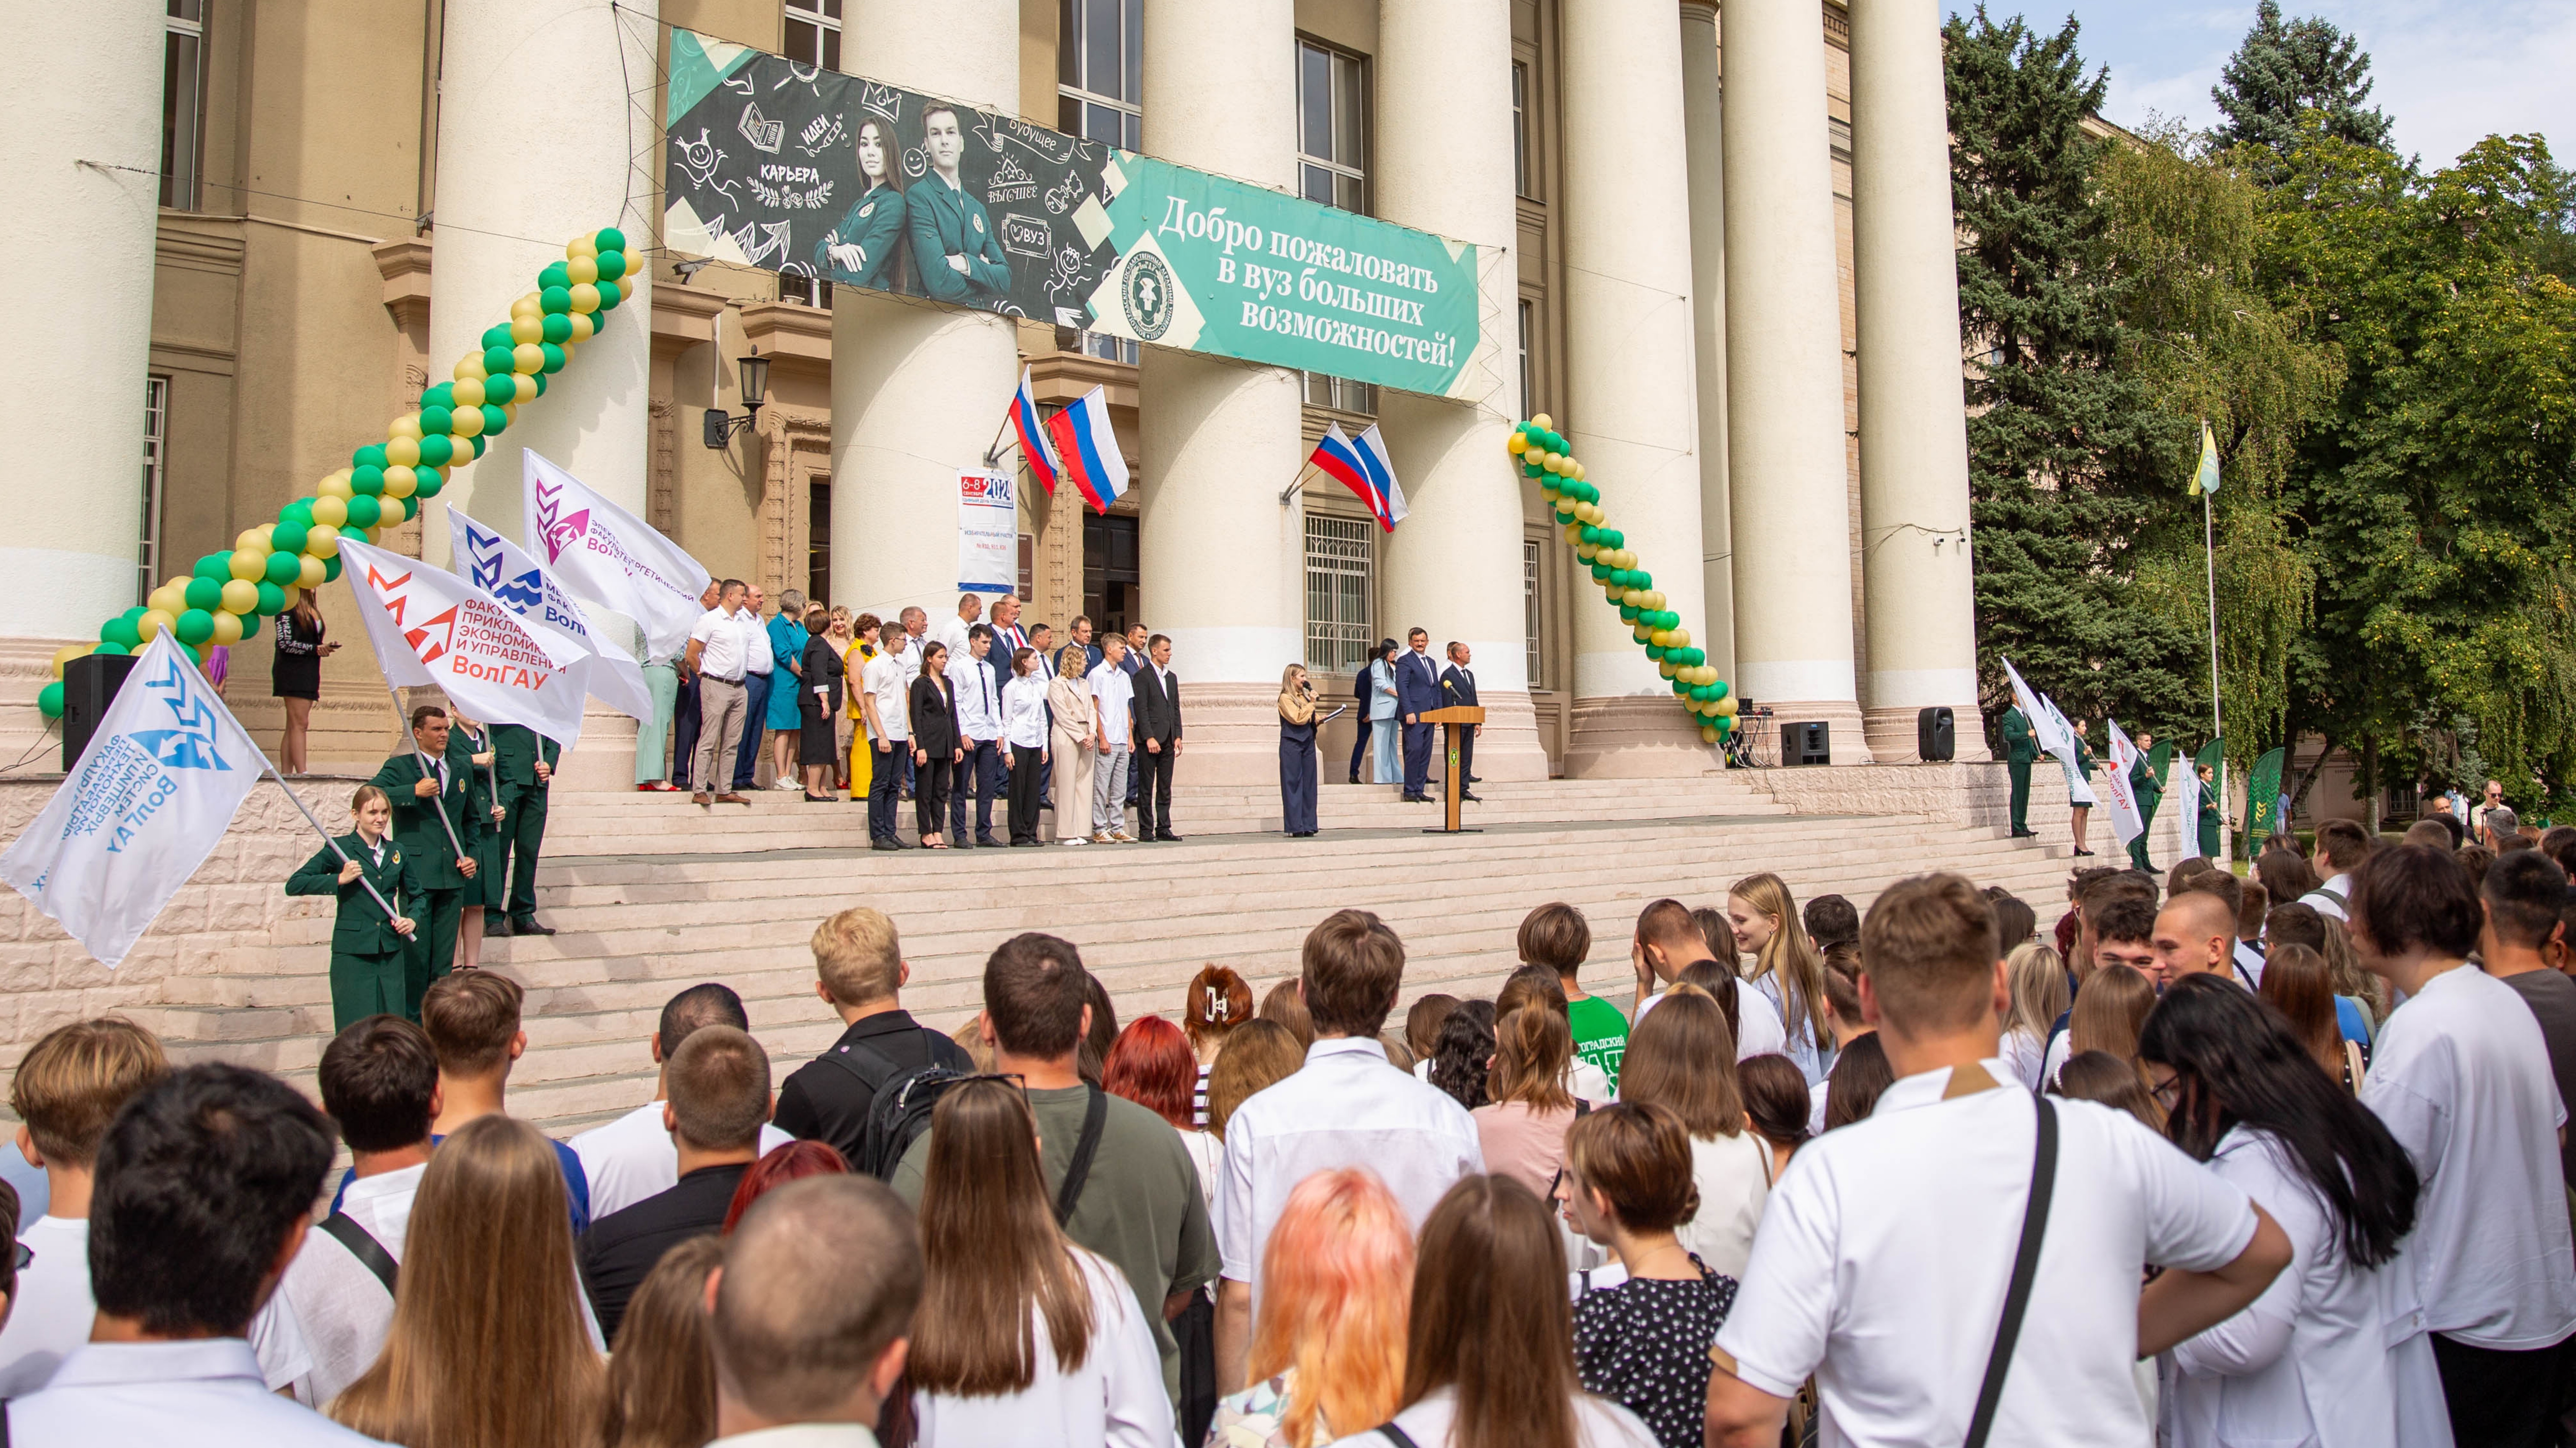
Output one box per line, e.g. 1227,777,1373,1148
1209,1167,1415,1448
719,1140,847,1233
1104,1014,1217,1206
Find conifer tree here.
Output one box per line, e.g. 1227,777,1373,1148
2211,0,2393,162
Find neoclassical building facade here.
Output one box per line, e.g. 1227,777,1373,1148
11,0,1981,787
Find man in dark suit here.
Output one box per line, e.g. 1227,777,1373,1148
1133,633,1184,841
1120,623,1149,811
2001,703,2038,837
904,104,1012,308
1396,628,1441,803
487,723,559,938
1438,642,1484,804
367,705,481,1018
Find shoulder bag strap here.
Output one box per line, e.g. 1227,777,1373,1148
318,1210,399,1297
1964,1095,2057,1448
1370,1423,1422,1448
1053,1086,1110,1227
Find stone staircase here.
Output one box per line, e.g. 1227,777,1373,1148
124,775,2072,1140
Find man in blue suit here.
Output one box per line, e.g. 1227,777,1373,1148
1439,642,1484,804
905,104,1012,309
1396,627,1441,803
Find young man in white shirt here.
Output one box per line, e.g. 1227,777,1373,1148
859,623,914,849
2351,843,2576,1443
2148,888,2245,990
571,983,794,1218
1626,897,1786,1057
1213,909,1485,1393
704,1175,919,1448
684,578,755,806
949,623,1006,848
7,1064,371,1447
1088,634,1138,845
0,1018,168,1397
1706,871,2292,1448
2300,818,2370,921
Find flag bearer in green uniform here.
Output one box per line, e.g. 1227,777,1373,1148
2128,730,2163,873
368,704,480,1017
2001,704,2038,838
285,784,421,1031
487,723,560,937
447,713,507,970
2198,763,2224,861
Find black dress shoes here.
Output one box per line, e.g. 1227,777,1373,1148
1155,832,1183,843
485,917,513,938
510,917,555,937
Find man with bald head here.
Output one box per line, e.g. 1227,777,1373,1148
2150,888,2245,990
707,1175,921,1445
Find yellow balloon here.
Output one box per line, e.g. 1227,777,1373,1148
1718,697,1739,717
451,377,487,409
499,402,517,423
219,579,259,614
1666,628,1690,649
305,524,342,558
320,474,355,501
510,294,543,321
1561,522,1584,545
297,555,326,589
455,355,488,381
276,584,301,613
510,316,544,345
1701,725,1720,743
1650,630,1673,648
567,311,596,342
1575,543,1599,562
139,610,173,642
210,610,245,646
512,343,545,374
569,235,599,259
567,254,600,285
378,494,410,526
49,644,89,677
385,436,421,467
452,405,485,438
1569,463,1585,482
383,466,417,499
1529,412,1552,431
570,282,601,314
389,413,423,441
147,585,181,616
1658,658,1678,678
1506,432,1527,455
231,528,263,553
229,549,266,582
311,495,350,527
618,275,634,300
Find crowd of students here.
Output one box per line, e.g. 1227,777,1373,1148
2,828,2573,1447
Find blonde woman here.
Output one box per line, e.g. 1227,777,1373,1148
821,607,857,795
1279,663,1320,837
1726,872,1834,1084
1047,642,1095,845
845,612,880,802
2000,943,2070,1090
1211,1168,1415,1448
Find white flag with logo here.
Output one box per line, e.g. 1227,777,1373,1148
2101,718,2146,845
2173,756,2204,864
449,505,655,723
338,538,590,750
2038,692,2098,806
0,632,266,967
524,451,711,661
2000,657,2072,759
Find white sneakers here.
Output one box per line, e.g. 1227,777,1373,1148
769,777,800,790
1060,835,1090,846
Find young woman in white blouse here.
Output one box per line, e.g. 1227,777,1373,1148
2000,942,2070,1090
998,646,1052,846
2137,975,2432,1448
1725,873,1834,1085
1611,989,1768,1282
907,1078,1174,1448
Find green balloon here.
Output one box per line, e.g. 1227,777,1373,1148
281,499,315,527
482,345,517,375
420,405,455,436
255,581,287,615
1709,680,1729,702
173,641,201,667
353,444,388,472
351,465,386,496
1524,462,1544,479
481,373,517,405
479,403,508,434
541,285,572,314
596,226,627,253
588,303,611,333
527,370,549,397
261,549,301,585
176,609,216,646
36,681,62,719
538,342,566,372
414,470,445,499
270,521,310,557
594,279,623,311
184,576,224,611
1599,530,1623,550
92,641,130,658
540,312,572,344
540,261,572,291
100,616,139,647
1578,526,1601,545
596,249,628,281
1646,644,1667,661
417,433,455,467
323,553,344,583
344,495,382,529
193,552,232,582
482,324,514,351
422,382,456,411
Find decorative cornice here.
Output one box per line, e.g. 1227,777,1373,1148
737,301,834,372
372,237,435,332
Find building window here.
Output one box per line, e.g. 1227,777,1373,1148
807,476,832,606
1517,299,1534,420
1017,533,1035,601
140,378,169,605
1523,537,1543,689
1059,0,1142,150
1512,61,1532,199
1060,328,1138,366
1297,40,1368,214
161,0,207,210
1301,372,1376,417
780,274,832,309
1304,513,1374,675
784,0,841,71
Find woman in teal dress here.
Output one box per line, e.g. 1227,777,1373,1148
764,595,811,787
287,785,422,1030
814,118,907,291
447,712,507,969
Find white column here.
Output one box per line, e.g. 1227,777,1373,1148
429,0,659,791
831,0,1021,630
1680,1,1734,690
1851,0,1983,761
428,0,656,555
1373,0,1545,781
1722,0,1872,762
1559,0,1712,777
0,3,162,640
1137,0,1306,785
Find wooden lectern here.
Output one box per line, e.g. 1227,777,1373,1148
1420,706,1486,834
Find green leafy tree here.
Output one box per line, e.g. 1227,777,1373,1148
1947,9,2201,739
2211,0,2393,164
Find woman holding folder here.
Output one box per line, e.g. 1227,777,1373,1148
1278,663,1320,838
286,784,420,1030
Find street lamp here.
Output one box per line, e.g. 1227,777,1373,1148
703,349,771,448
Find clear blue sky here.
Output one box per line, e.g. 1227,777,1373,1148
1942,1,2572,170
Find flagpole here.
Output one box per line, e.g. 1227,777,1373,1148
237,734,413,940
2202,483,2226,861
980,410,1016,468
382,682,474,870
1278,460,1314,507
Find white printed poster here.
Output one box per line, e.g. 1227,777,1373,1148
957,468,1019,596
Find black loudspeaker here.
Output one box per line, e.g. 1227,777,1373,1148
62,652,142,771
1782,720,1831,766
1917,706,1956,762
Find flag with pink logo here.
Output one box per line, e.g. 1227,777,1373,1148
338,538,591,750
523,451,712,661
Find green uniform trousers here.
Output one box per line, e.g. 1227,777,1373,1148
2129,798,2160,872
404,886,463,1019
2008,758,2033,834
499,780,548,923
332,948,408,1032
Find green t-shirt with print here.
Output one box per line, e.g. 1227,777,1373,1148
1567,993,1631,1089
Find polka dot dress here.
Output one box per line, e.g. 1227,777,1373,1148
1572,1254,1740,1448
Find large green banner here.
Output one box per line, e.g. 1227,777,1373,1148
2245,746,2285,845
661,30,1480,398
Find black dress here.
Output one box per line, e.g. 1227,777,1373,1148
273,610,324,700
1570,1255,1740,1448
799,635,845,763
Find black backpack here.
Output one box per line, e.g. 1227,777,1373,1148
827,1040,979,1180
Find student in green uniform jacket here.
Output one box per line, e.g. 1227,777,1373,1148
814,117,907,291
447,712,507,970
285,784,421,1031
2127,730,2162,873
2001,705,2038,838
367,704,480,1019
487,722,559,938
2198,763,2224,860
905,103,1013,308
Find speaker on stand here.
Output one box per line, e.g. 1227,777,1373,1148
1781,720,1831,766
1916,706,1956,762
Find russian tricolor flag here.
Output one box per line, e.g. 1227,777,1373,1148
1044,384,1128,514
1008,367,1062,496
1309,422,1407,532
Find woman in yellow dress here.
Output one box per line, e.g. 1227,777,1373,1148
845,610,879,802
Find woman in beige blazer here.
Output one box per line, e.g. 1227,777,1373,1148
1046,642,1096,845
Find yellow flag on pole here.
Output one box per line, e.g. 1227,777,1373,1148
2189,419,2221,496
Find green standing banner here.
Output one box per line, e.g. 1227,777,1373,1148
2244,746,2285,848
